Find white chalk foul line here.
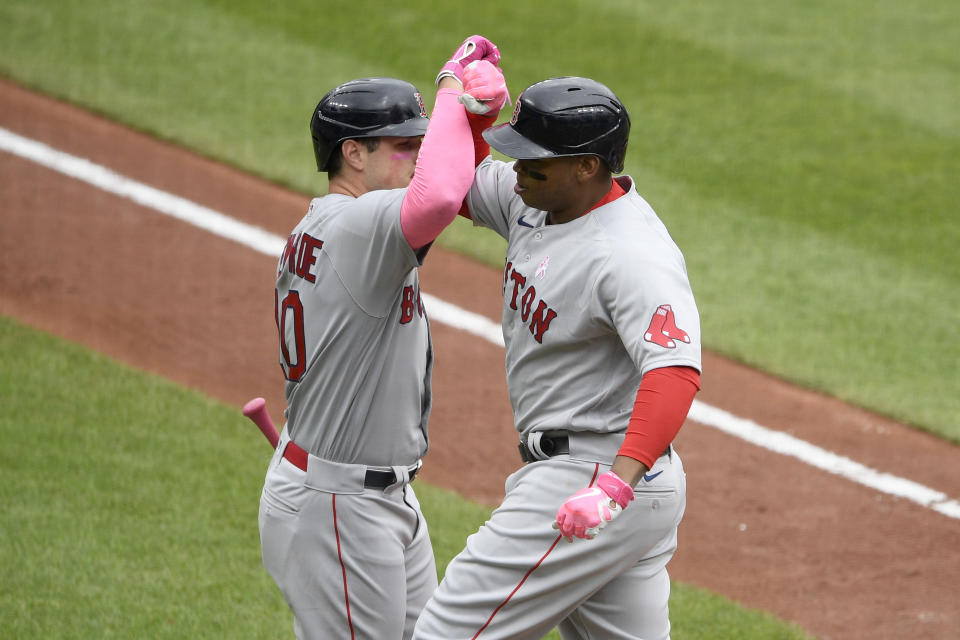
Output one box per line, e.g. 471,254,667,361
4,125,957,520
0,127,284,258
688,402,960,519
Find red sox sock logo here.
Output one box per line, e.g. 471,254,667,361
644,304,690,348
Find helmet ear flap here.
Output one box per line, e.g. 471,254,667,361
310,109,333,172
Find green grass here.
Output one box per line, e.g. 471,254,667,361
3,0,957,440
0,316,812,638
1,4,952,635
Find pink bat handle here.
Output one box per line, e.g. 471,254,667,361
242,397,280,449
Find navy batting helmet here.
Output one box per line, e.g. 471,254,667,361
310,77,429,172
483,77,630,173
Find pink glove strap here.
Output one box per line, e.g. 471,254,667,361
436,35,501,83
437,61,465,82
596,471,634,509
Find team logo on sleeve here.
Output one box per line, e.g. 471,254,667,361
644,304,690,349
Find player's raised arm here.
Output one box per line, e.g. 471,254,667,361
399,35,505,250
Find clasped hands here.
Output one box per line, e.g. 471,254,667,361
438,35,509,116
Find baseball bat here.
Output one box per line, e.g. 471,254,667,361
242,397,280,449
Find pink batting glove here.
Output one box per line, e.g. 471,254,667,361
436,35,502,85
554,471,635,541
459,60,509,115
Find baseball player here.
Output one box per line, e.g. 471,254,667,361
413,77,702,640
257,37,504,640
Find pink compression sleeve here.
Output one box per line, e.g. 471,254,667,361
400,88,473,250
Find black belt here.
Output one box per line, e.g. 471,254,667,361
518,432,671,463
518,432,569,463
282,440,419,488
363,467,419,489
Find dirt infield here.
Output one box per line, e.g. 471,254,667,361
2,78,958,639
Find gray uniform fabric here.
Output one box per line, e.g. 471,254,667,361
260,189,437,640
467,159,700,437
276,191,432,467
413,158,701,640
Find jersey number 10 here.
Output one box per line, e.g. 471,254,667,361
275,288,306,381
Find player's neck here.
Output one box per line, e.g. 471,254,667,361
327,174,366,198
547,177,614,225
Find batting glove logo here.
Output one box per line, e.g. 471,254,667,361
644,304,690,349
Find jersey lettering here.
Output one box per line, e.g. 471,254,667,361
503,263,558,343
400,284,425,325
281,233,298,276
508,269,526,310
279,232,324,283
520,285,537,322
528,301,558,343
277,289,307,381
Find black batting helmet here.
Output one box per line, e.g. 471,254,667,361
310,77,429,172
483,77,630,173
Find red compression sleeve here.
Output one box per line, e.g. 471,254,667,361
468,111,496,166
456,111,499,220
617,366,701,468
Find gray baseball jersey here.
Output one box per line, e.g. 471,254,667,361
262,188,438,640
467,158,700,437
414,158,700,640
274,190,432,467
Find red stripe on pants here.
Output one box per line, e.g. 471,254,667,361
333,494,355,639
471,463,602,638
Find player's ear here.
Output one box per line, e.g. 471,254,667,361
340,139,367,172
577,155,602,182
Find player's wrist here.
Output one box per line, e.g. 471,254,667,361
597,471,634,509
436,65,462,86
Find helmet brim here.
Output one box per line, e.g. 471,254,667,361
482,123,557,161
368,117,429,139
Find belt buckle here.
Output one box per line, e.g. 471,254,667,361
531,432,544,459
521,432,556,462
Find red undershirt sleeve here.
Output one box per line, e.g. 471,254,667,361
617,366,701,469
457,111,498,220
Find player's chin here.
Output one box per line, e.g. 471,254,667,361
514,183,535,208
515,183,537,207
